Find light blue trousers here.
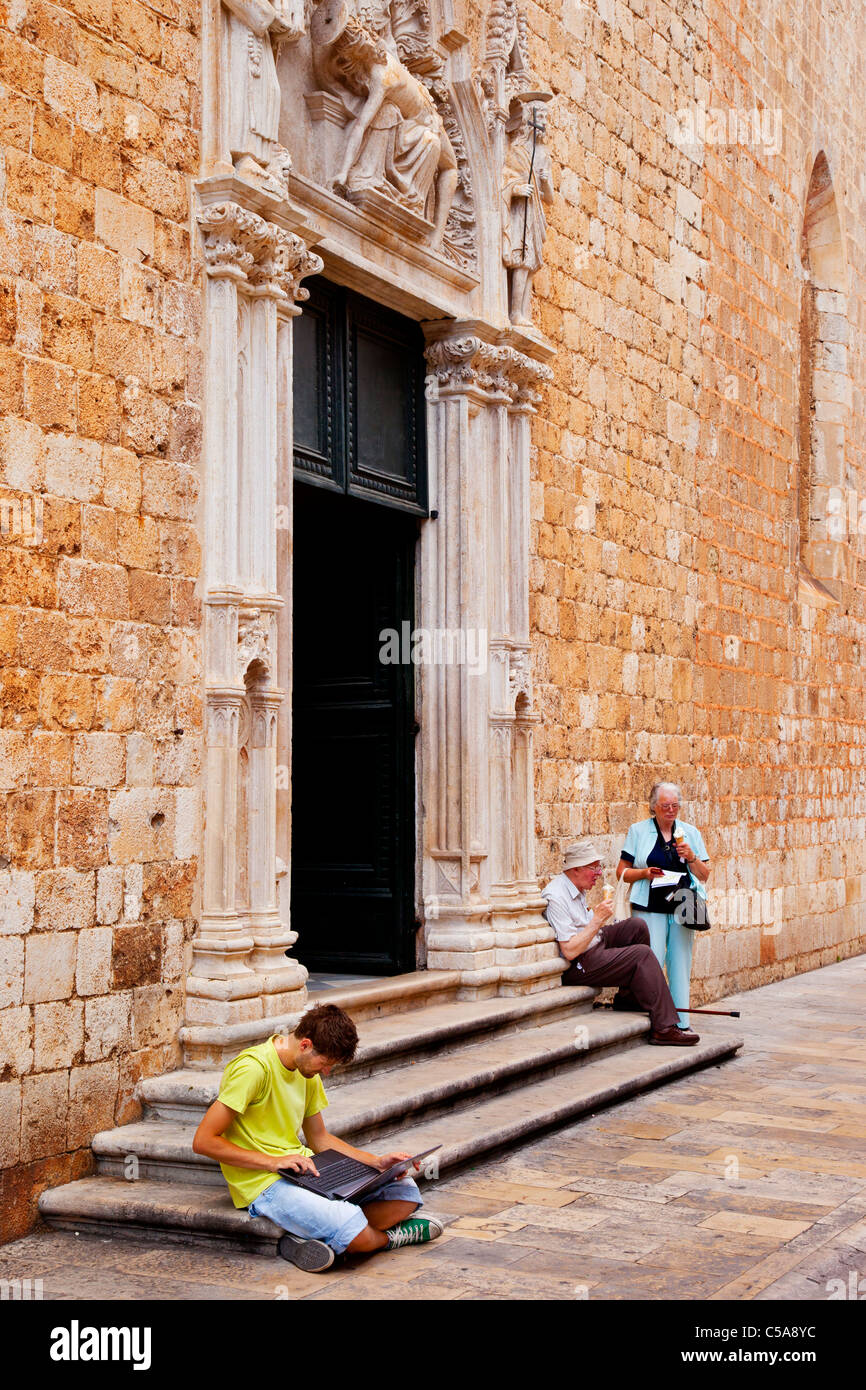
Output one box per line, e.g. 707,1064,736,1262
640,910,694,1029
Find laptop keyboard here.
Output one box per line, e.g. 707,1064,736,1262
317,1156,371,1184
290,1155,373,1192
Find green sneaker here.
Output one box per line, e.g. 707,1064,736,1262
385,1215,445,1250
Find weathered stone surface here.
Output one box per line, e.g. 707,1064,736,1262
94,189,153,261
112,922,162,991
0,416,44,490
75,925,113,998
71,732,125,788
0,669,41,730
27,733,72,788
0,938,24,1008
23,932,77,1004
95,866,123,925
0,1006,33,1079
101,443,141,512
0,1080,22,1168
33,999,84,1071
1,0,197,1221
56,789,108,868
141,861,195,921
67,1061,118,1150
0,731,28,791
83,990,131,1062
56,557,128,620
20,1071,69,1162
34,868,95,932
107,787,176,864
6,791,55,867
0,870,36,936
131,982,183,1050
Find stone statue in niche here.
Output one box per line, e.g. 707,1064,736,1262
310,0,458,247
222,0,302,195
501,93,554,326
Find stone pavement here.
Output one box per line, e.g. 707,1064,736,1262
3,956,866,1301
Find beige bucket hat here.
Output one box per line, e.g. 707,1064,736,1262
562,840,603,871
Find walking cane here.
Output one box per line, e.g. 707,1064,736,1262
593,1001,740,1018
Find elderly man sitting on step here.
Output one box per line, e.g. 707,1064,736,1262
541,840,699,1046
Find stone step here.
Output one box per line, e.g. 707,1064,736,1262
177,970,464,1066
97,1006,650,1185
295,970,462,1023
40,1179,283,1255
141,984,595,1121
40,1025,742,1252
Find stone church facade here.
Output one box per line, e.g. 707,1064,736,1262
1,0,865,1236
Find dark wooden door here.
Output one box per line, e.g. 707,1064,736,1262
290,281,424,975
291,487,417,974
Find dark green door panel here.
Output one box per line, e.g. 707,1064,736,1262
292,276,427,516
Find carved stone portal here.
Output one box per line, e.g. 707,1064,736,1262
310,0,458,247
189,0,561,1060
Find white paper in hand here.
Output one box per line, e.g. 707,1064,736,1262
650,870,684,889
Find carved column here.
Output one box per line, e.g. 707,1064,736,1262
491,371,560,992
506,381,540,903
419,337,496,991
246,683,304,1007
184,199,321,1064
188,682,256,1021
186,206,257,1031
421,332,561,996
275,292,296,970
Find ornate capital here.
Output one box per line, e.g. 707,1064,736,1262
273,232,324,303
205,688,246,747
197,201,322,302
197,202,258,279
424,335,552,405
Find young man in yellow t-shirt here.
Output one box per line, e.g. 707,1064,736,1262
193,1003,443,1272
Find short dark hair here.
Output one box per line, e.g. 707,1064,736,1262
293,1004,358,1063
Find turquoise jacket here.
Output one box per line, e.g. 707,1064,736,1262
620,817,709,910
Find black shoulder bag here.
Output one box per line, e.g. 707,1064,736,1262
660,821,711,931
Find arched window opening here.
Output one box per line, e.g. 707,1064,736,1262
798,153,851,603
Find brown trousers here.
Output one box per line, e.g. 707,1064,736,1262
561,916,679,1032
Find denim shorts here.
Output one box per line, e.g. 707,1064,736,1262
247,1174,423,1254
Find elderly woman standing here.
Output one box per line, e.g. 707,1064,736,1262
616,783,710,1029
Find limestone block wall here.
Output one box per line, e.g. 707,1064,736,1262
0,0,202,1238
528,0,866,1001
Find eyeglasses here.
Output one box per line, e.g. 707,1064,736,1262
656,803,679,812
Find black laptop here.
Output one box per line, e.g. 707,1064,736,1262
278,1145,442,1201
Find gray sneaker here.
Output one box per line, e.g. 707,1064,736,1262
277,1231,335,1272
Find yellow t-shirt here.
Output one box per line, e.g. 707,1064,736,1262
216,1037,328,1208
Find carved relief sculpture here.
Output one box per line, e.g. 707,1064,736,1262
482,0,531,132
502,94,553,326
222,0,302,194
310,0,458,246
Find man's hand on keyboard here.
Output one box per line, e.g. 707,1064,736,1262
375,1151,416,1175
271,1153,320,1176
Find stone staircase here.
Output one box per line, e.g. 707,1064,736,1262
39,973,743,1253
